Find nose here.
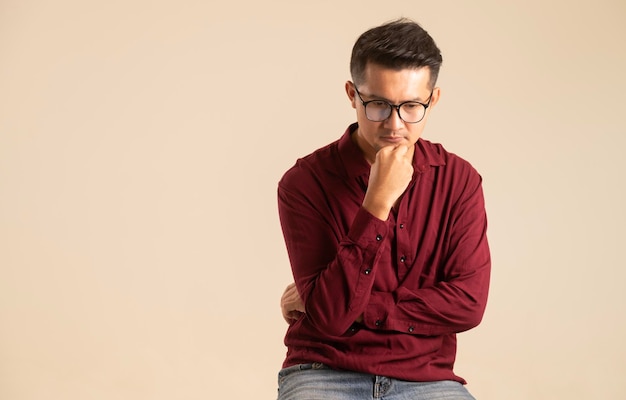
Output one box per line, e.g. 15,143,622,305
383,106,404,131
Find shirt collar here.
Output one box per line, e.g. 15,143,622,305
338,123,446,179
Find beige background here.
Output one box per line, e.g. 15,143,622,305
1,0,625,399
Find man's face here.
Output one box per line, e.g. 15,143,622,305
346,63,440,163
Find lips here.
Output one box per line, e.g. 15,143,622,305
380,136,405,144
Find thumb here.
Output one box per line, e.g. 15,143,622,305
394,145,411,157
393,145,406,153
401,144,415,161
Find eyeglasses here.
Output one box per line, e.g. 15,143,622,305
353,85,433,124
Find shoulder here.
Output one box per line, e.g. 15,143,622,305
278,138,343,193
421,138,482,179
418,139,484,201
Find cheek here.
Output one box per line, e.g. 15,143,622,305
408,124,425,140
357,125,379,145
360,123,381,140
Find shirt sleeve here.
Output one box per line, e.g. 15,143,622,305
278,180,390,337
362,172,491,336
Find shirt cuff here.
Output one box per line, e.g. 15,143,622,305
346,207,389,248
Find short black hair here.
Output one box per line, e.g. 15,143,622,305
350,18,443,88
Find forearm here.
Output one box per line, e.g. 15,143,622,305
361,182,491,336
279,184,389,336
362,268,490,336
295,209,389,336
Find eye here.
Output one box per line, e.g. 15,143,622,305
369,100,388,108
402,102,421,110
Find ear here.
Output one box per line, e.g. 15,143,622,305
345,81,357,109
429,87,441,108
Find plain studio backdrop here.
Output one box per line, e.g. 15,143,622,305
1,1,625,399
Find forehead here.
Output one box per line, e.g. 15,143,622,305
360,63,432,101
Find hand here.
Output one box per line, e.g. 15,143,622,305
363,145,414,220
281,282,305,324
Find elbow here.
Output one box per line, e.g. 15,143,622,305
463,310,484,331
456,274,490,332
457,299,487,332
306,308,355,337
309,317,353,337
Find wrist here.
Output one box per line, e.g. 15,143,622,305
362,196,392,221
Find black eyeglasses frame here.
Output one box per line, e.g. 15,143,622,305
352,84,434,124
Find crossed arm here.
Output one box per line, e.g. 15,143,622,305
278,144,490,335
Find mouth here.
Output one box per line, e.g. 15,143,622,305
380,135,405,144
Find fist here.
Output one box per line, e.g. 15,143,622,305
362,145,414,220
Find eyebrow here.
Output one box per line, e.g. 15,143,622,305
361,91,428,104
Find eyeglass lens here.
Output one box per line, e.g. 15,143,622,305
365,101,426,123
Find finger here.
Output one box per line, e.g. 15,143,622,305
403,144,415,161
283,310,301,324
283,296,305,311
283,282,296,294
396,145,415,163
394,145,409,155
281,283,296,300
288,311,304,321
282,289,299,303
376,145,394,158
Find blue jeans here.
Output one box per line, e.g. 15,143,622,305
277,363,476,400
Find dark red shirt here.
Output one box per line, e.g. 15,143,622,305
277,123,490,383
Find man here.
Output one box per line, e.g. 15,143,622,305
276,18,490,399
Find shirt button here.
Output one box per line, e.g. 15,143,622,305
376,234,383,241
399,224,405,229
375,320,382,327
408,326,415,333
364,269,371,275
400,256,406,263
